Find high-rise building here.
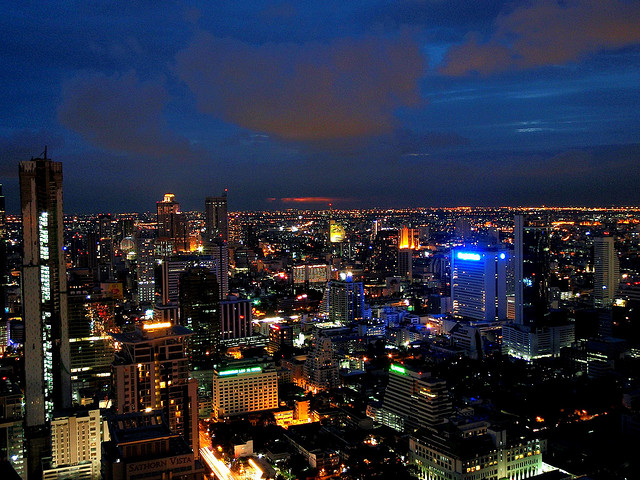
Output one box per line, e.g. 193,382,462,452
156,193,188,253
179,267,219,370
593,236,620,306
375,364,452,433
409,421,545,480
20,153,72,423
42,409,103,480
212,359,278,421
205,193,228,243
325,274,366,324
158,255,218,305
514,215,550,326
68,293,115,403
0,379,26,478
451,249,509,321
219,295,252,343
101,412,203,480
0,184,7,327
111,324,199,456
136,237,156,306
203,241,229,299
303,332,339,392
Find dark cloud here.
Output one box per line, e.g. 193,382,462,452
440,0,640,75
175,31,426,141
58,72,198,160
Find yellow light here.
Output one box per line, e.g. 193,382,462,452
143,322,172,330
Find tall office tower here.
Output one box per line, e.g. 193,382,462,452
136,237,156,306
219,295,252,343
179,267,219,370
111,324,199,456
203,241,229,299
156,193,188,253
115,215,136,244
97,213,114,281
212,359,278,421
205,193,228,243
455,217,471,240
451,249,508,321
20,154,72,421
68,293,115,403
593,236,620,306
159,255,217,305
303,332,339,391
514,215,550,326
0,185,7,326
326,274,366,324
377,364,452,433
397,226,419,279
42,409,103,480
0,378,26,478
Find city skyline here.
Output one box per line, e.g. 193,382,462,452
1,1,640,213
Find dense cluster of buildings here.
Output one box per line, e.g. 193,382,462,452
0,153,639,480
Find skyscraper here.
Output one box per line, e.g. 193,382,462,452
179,267,220,370
20,153,72,426
325,274,366,324
156,193,188,252
205,193,228,243
593,236,620,306
514,215,550,326
451,249,508,321
111,324,199,456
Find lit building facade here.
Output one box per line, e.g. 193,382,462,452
111,324,199,456
205,194,228,243
292,264,331,286
451,249,508,322
179,267,220,370
593,236,620,306
326,276,366,324
20,154,72,426
212,360,278,420
156,193,188,253
136,237,156,306
514,216,550,326
220,295,252,342
43,409,103,480
409,422,545,480
375,364,452,433
0,381,25,478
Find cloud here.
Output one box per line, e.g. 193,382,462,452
440,0,640,76
58,71,197,160
175,31,426,141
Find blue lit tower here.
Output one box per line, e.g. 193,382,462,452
20,150,72,479
514,215,550,326
326,273,366,324
451,249,509,321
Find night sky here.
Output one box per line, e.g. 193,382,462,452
1,1,640,213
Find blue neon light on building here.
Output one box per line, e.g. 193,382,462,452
456,252,481,261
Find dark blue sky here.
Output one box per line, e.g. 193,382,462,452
1,0,640,213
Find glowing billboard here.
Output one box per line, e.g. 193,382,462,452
330,222,345,243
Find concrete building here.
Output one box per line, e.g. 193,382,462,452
502,323,575,362
374,364,452,433
0,381,25,478
451,249,508,322
220,295,252,343
212,359,278,421
593,236,620,306
303,332,340,392
205,194,228,244
111,324,199,456
101,412,203,480
42,409,103,480
326,275,366,324
409,421,545,480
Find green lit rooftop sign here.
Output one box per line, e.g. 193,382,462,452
390,364,406,375
219,366,262,377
